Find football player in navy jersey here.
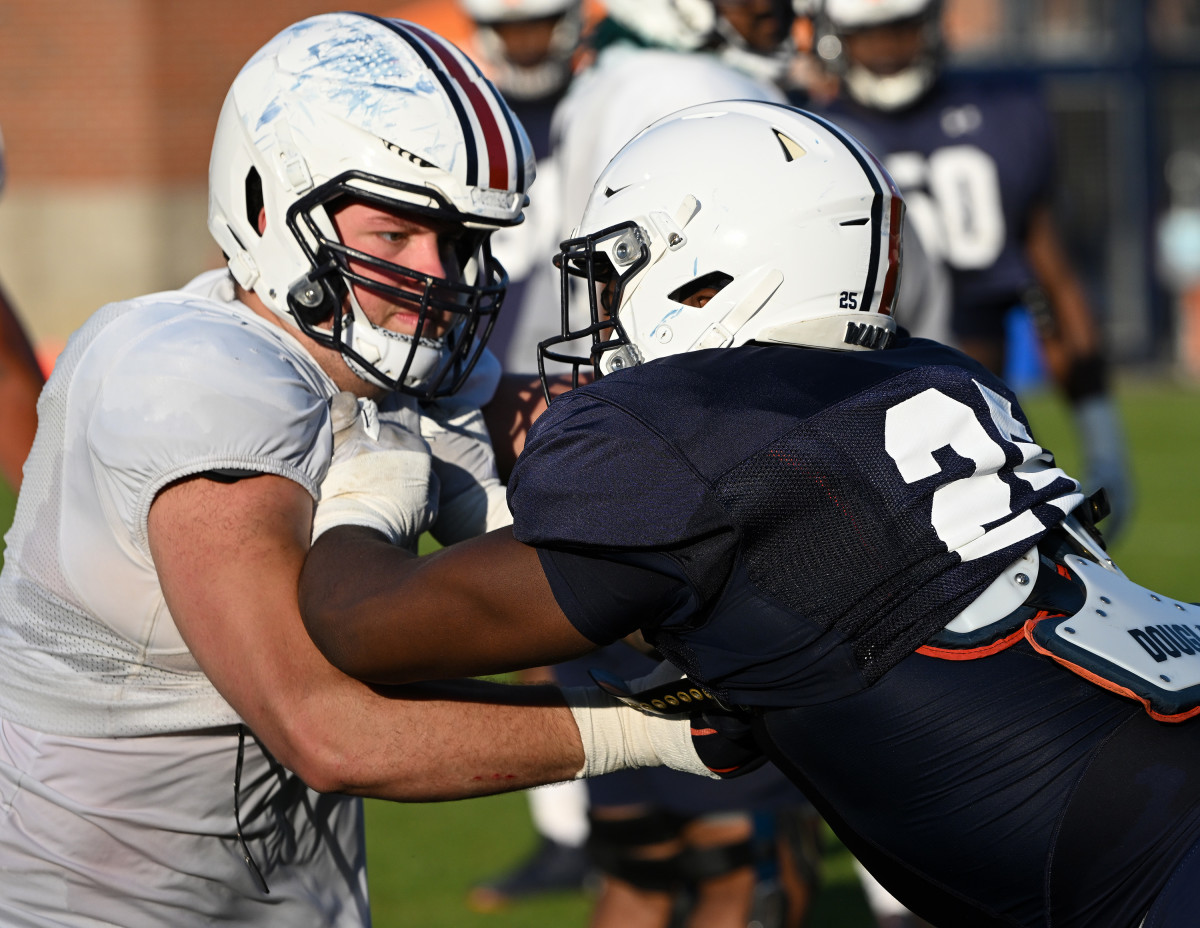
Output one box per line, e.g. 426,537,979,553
803,0,1132,540
301,101,1200,928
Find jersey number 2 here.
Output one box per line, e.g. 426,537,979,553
883,383,1055,562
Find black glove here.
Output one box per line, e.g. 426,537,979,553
689,709,767,779
590,665,767,779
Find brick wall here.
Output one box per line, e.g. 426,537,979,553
0,0,438,344
0,0,432,184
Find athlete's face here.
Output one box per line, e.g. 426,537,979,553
596,279,719,321
329,200,465,338
842,20,925,76
715,0,794,52
490,15,563,67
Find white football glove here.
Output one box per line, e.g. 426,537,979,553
421,401,512,544
312,391,436,552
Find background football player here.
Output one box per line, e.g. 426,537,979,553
803,0,1133,540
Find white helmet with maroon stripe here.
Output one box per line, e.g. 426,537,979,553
208,12,535,398
541,101,903,387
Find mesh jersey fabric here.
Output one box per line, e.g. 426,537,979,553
0,718,369,927
0,270,336,737
509,338,1081,702
0,270,373,926
511,338,1200,926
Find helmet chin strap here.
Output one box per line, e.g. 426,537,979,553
688,268,785,351
336,291,449,392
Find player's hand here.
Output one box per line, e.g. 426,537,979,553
1073,394,1132,542
689,709,767,779
312,391,436,551
588,662,767,779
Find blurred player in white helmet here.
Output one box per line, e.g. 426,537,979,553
461,0,586,102
0,125,45,492
0,15,732,925
808,0,1133,541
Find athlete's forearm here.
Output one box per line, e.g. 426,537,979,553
299,524,595,685
320,674,722,800
322,678,587,801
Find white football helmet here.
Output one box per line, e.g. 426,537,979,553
816,0,943,111
208,13,535,398
460,0,585,101
540,101,903,388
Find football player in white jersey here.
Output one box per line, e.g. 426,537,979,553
0,15,727,926
0,124,44,492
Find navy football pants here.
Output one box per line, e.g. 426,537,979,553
755,641,1200,928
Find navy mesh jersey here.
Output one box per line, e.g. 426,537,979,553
509,338,1081,706
810,77,1056,339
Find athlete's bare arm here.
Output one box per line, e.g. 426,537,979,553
148,472,585,801
1024,203,1103,386
484,371,578,480
299,521,596,683
0,281,43,490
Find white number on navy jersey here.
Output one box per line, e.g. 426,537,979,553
885,145,1006,271
884,382,1078,562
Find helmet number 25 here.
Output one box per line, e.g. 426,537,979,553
885,145,1005,271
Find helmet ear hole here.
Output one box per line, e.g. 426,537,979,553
668,271,733,305
244,168,265,238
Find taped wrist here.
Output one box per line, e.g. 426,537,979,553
562,685,720,780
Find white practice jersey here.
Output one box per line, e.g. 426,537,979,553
0,269,509,737
0,270,337,737
0,269,509,925
553,45,785,250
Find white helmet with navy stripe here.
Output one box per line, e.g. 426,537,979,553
208,12,535,398
541,101,903,386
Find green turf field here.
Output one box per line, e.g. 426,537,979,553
0,377,1197,927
